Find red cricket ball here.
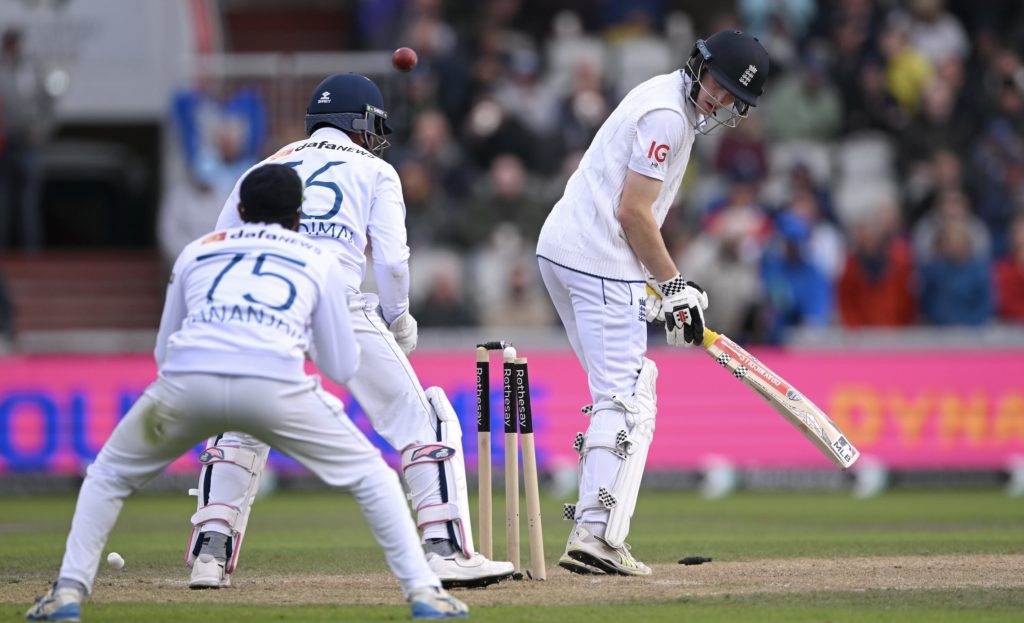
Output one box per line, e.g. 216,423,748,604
392,47,418,72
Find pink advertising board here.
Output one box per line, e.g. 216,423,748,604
0,349,1021,475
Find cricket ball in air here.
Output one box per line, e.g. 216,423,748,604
106,552,125,570
392,47,418,72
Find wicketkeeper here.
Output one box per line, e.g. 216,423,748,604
185,73,513,591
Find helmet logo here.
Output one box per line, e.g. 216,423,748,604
738,64,757,87
318,91,331,104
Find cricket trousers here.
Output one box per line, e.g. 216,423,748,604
57,372,440,597
200,291,456,546
538,257,651,529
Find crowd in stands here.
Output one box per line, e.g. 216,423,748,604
157,0,1024,344
348,0,1024,343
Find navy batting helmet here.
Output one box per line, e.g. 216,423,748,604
685,30,770,134
305,73,393,155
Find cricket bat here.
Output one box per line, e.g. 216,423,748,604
701,327,859,469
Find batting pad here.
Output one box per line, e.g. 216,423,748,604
604,357,658,547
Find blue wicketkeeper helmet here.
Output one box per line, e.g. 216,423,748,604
305,73,393,156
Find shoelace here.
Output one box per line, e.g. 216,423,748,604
618,543,641,567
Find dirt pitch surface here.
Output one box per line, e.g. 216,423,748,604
8,554,1024,606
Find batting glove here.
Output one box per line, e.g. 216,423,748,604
388,310,419,355
643,283,665,324
650,274,708,347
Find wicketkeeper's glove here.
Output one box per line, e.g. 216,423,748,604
646,274,708,347
387,310,419,355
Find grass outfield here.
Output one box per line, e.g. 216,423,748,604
2,489,1023,621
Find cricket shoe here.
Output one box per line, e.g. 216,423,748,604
189,553,231,589
408,586,469,619
25,584,82,622
426,551,514,589
563,525,651,576
557,550,605,575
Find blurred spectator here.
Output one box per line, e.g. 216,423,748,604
544,10,606,90
604,8,674,99
404,109,471,198
787,161,837,224
899,0,970,66
481,260,554,328
904,148,964,229
398,158,459,249
760,211,833,343
837,201,916,327
462,96,535,173
787,188,845,281
968,104,1024,257
918,216,994,325
703,171,770,227
738,0,815,72
763,52,843,142
158,86,265,264
402,6,471,126
911,189,991,263
683,207,767,342
713,116,768,183
412,270,478,327
899,77,973,168
494,48,560,137
879,21,933,116
842,60,907,135
995,213,1024,322
458,153,547,248
554,60,610,156
740,0,816,41
828,1,885,110
0,28,54,250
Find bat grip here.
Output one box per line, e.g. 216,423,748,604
702,326,720,348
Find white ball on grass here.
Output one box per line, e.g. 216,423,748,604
106,552,125,570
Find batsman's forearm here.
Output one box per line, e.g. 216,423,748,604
618,202,677,282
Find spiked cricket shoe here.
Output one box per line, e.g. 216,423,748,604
189,554,231,589
426,551,514,588
557,550,605,575
408,586,469,619
25,585,82,622
563,525,651,576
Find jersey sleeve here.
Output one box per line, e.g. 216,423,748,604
153,250,190,367
310,259,361,385
628,108,687,182
367,165,411,324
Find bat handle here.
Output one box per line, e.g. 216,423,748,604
702,326,720,348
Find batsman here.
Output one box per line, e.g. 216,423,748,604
536,31,770,575
183,73,513,590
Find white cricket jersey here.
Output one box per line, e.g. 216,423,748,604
216,127,411,323
155,223,359,385
537,71,697,281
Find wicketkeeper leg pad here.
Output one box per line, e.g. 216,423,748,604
185,436,269,573
401,386,477,557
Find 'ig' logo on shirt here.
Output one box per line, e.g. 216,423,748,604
647,141,670,163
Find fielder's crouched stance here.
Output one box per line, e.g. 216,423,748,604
186,72,513,591
26,165,467,622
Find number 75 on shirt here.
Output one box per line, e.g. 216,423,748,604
701,328,860,470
